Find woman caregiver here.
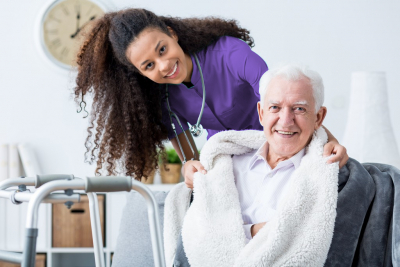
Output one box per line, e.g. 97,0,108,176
74,8,348,187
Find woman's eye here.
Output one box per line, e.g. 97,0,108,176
146,62,154,69
160,46,166,54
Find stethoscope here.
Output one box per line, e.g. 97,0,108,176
165,54,205,164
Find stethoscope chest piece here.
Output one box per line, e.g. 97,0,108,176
189,123,203,137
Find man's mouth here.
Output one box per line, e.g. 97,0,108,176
276,130,296,135
165,62,178,78
275,130,298,138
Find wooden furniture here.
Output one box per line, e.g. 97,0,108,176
52,195,105,247
0,254,46,267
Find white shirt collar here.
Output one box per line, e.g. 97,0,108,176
248,141,305,170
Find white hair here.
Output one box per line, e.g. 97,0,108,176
259,64,324,112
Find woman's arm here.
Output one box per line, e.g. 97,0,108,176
170,129,206,188
323,126,349,168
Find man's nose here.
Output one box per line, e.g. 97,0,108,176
279,108,295,126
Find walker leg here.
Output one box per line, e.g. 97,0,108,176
88,192,105,267
21,228,38,267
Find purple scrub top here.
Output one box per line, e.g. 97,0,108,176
161,36,268,140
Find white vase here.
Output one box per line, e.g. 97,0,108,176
342,72,400,168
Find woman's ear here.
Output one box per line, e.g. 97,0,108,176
167,26,178,42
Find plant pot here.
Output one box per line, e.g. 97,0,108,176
141,169,156,184
160,163,182,184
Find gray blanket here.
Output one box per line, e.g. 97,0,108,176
326,159,400,266
112,158,400,267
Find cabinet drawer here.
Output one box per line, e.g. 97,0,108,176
52,194,105,247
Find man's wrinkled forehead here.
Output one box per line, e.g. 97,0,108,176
264,77,314,104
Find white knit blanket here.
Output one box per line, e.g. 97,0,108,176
164,128,339,267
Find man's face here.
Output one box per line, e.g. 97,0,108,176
257,76,327,160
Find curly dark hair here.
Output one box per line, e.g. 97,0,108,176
74,8,254,180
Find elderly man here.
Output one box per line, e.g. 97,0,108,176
164,64,339,267
235,64,327,241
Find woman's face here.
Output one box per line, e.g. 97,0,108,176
126,27,193,84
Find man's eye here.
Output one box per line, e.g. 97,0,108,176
160,46,166,54
294,107,305,112
269,106,279,112
146,62,154,69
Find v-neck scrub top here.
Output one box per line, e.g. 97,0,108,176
161,36,268,140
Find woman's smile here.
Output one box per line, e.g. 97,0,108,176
164,61,179,79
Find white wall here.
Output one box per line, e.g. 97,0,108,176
1,0,399,177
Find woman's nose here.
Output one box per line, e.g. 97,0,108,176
158,59,170,74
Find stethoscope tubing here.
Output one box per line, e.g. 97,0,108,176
193,54,206,130
165,53,205,163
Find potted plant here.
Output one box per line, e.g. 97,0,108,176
160,147,182,184
140,168,156,184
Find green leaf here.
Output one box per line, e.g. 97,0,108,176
165,148,181,164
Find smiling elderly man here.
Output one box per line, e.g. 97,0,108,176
164,64,339,267
235,65,328,241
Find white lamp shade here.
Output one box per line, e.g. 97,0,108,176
342,72,400,168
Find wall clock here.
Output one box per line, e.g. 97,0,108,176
39,0,107,69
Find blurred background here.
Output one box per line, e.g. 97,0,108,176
1,0,399,177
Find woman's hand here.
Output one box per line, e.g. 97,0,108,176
323,140,348,168
323,126,349,168
182,160,207,189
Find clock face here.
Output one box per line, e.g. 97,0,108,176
42,0,105,68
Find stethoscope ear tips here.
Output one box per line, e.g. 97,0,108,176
190,124,203,137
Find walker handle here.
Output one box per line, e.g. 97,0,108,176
85,176,132,192
35,174,74,188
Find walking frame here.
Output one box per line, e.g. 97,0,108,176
0,175,166,267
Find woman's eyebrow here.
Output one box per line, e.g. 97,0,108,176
140,60,149,67
155,40,163,52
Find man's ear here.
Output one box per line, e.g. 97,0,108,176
257,102,263,125
315,106,327,130
167,26,178,42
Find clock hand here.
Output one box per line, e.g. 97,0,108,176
75,4,81,31
70,16,96,39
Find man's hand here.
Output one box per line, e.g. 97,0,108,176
182,160,207,189
323,141,348,168
251,222,266,237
